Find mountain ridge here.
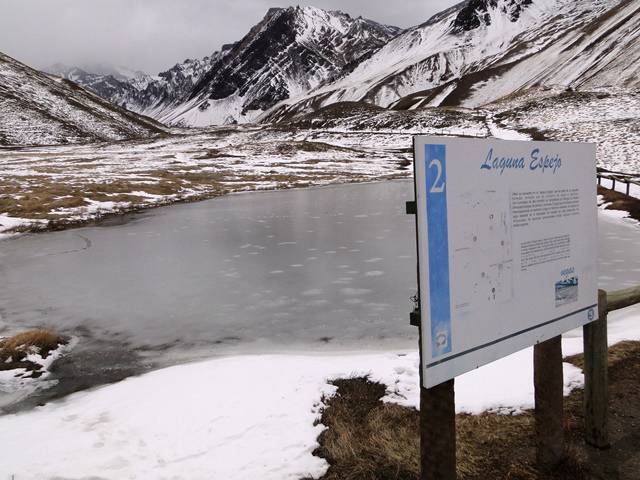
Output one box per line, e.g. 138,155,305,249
47,6,402,127
39,0,639,128
262,0,638,122
0,52,165,146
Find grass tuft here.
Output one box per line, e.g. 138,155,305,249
0,329,65,363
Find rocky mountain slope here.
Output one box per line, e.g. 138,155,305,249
264,0,639,121
49,6,401,127
0,52,165,146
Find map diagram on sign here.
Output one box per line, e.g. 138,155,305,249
452,189,514,311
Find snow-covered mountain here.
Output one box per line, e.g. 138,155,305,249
43,0,637,127
264,0,639,120
0,52,165,146
164,6,402,126
44,63,148,110
47,62,151,85
49,6,401,126
45,52,231,114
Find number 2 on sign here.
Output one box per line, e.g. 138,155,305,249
429,159,445,193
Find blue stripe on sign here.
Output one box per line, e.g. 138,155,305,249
425,144,452,357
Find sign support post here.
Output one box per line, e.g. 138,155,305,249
533,335,565,468
421,380,456,480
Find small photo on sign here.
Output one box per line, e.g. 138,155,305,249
555,277,579,307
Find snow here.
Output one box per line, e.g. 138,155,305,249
0,106,493,235
0,214,45,239
0,339,76,409
107,6,401,127
486,113,531,141
0,346,587,479
3,299,637,480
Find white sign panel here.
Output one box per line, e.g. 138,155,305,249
414,137,598,388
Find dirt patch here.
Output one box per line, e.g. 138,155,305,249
310,342,640,479
598,186,640,222
276,141,359,154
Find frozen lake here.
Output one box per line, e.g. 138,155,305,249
1,180,638,360
0,181,419,358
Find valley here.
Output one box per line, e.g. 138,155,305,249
2,87,638,236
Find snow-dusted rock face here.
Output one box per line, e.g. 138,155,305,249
45,64,145,110
264,0,638,120
46,50,233,117
156,6,401,126
0,53,165,146
50,7,401,127
451,0,533,33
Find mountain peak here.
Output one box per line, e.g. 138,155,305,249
451,0,534,33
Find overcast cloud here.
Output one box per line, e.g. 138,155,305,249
0,0,460,74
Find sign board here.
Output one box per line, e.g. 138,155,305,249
414,137,598,388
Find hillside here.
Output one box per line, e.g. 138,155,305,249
264,0,639,121
0,52,165,146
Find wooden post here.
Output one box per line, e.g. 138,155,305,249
626,181,630,196
534,335,564,468
421,380,456,480
583,289,609,448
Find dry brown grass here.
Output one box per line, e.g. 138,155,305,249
310,377,585,480
598,186,640,222
309,378,419,480
312,342,640,479
565,340,639,371
309,341,640,480
0,329,65,363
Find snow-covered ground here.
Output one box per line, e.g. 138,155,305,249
0,109,490,234
0,339,76,408
2,93,638,236
0,301,638,480
492,90,640,174
0,206,638,479
0,351,580,479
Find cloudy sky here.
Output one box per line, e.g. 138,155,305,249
0,0,460,74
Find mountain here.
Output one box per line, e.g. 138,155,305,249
45,53,228,114
44,63,148,111
46,62,151,85
164,6,402,126
264,0,639,121
0,52,165,146
49,6,401,126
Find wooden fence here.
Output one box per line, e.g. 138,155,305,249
597,167,640,197
585,285,640,448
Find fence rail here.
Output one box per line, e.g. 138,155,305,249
597,167,640,197
607,285,640,312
